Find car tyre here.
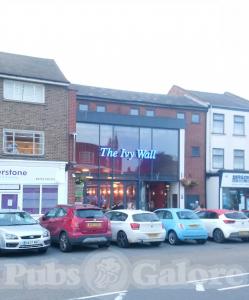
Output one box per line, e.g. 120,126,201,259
150,241,161,247
168,231,180,245
59,232,72,252
213,229,225,243
117,231,129,248
196,239,207,245
98,242,111,248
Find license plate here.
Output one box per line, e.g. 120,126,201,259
87,222,102,228
22,240,40,246
147,233,159,237
239,231,249,237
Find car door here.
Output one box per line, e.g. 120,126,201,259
41,208,59,238
52,208,68,238
197,211,218,236
110,212,127,241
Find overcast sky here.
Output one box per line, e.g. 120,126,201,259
1,0,249,98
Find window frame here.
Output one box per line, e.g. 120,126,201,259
3,79,45,104
96,105,106,113
130,108,139,116
3,129,45,156
212,148,224,169
233,115,245,136
233,149,245,170
213,113,224,134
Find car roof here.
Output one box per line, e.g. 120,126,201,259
107,209,155,215
198,209,236,215
57,204,100,210
155,208,193,213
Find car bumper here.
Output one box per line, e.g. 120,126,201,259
128,231,166,244
0,238,50,251
177,229,208,241
69,234,112,245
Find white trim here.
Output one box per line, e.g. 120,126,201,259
0,74,69,86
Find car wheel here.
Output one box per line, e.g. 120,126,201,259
213,229,225,243
59,232,72,252
98,242,111,248
38,247,48,254
150,241,161,247
117,231,129,248
196,239,207,245
168,231,180,245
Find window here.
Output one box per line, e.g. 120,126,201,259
177,112,185,119
79,104,88,111
234,149,244,170
3,129,44,156
130,108,139,116
191,113,200,123
96,105,106,112
164,211,173,219
146,110,154,117
212,148,224,169
4,79,44,103
213,113,224,134
192,146,200,157
234,115,245,135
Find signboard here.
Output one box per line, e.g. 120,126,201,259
221,173,249,188
100,147,157,160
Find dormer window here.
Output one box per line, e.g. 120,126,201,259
3,79,45,103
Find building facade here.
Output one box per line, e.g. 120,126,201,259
69,85,207,210
0,52,70,216
169,85,249,210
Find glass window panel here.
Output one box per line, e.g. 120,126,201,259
139,128,152,177
100,125,113,176
152,129,178,180
213,113,224,134
3,80,14,99
14,81,23,100
23,83,34,101
79,104,88,111
130,108,139,116
113,126,139,177
177,112,185,119
192,114,200,123
234,150,244,170
146,110,154,117
113,181,124,207
192,146,200,157
23,185,40,214
96,105,106,112
234,115,245,135
99,181,111,210
76,124,99,174
212,148,224,169
41,185,58,214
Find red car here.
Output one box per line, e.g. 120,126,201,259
40,204,112,252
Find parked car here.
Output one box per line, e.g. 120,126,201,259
105,209,166,248
196,209,249,243
0,209,50,254
154,208,208,245
242,210,249,218
40,204,112,252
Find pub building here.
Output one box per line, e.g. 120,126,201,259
70,84,207,210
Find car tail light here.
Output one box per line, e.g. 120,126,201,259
177,223,185,230
71,218,80,231
223,220,236,224
130,223,140,230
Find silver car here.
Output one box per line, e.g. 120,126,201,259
0,210,50,254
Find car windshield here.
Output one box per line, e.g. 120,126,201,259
132,213,159,222
224,212,248,220
75,209,104,218
176,211,199,220
0,212,37,226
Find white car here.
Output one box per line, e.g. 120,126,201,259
196,209,249,243
105,209,166,247
0,209,50,253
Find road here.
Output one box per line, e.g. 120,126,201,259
0,239,249,300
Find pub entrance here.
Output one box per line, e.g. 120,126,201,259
145,182,170,211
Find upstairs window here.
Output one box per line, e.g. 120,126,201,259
145,110,154,117
177,112,185,119
213,113,224,134
96,105,106,112
212,148,224,169
234,115,245,136
234,149,244,170
79,104,88,111
130,108,139,116
191,113,200,124
192,146,200,157
3,129,44,156
3,80,45,103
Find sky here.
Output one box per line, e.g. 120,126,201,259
1,0,249,99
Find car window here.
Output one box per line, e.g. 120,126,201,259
56,208,67,217
132,213,159,222
45,208,59,218
105,212,112,220
176,211,199,220
208,212,218,219
0,212,37,226
155,210,165,219
111,212,128,221
164,211,173,219
75,209,104,219
224,212,248,220
196,211,207,219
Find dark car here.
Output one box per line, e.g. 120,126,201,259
40,204,112,252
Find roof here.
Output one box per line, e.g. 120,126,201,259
189,90,249,110
0,52,69,84
71,84,207,109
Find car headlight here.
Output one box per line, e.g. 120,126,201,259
5,233,19,240
42,230,50,238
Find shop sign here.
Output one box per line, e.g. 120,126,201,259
222,173,249,187
100,147,157,160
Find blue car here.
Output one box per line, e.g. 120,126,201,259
154,208,208,245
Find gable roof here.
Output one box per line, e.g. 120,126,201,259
0,52,69,84
71,84,207,109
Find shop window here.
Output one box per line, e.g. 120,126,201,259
233,115,245,136
213,113,224,134
212,148,224,169
234,150,244,170
130,108,139,116
177,112,185,120
4,79,44,103
3,129,44,156
146,110,154,117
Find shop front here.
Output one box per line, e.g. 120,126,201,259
74,121,183,210
221,172,249,210
0,160,67,217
